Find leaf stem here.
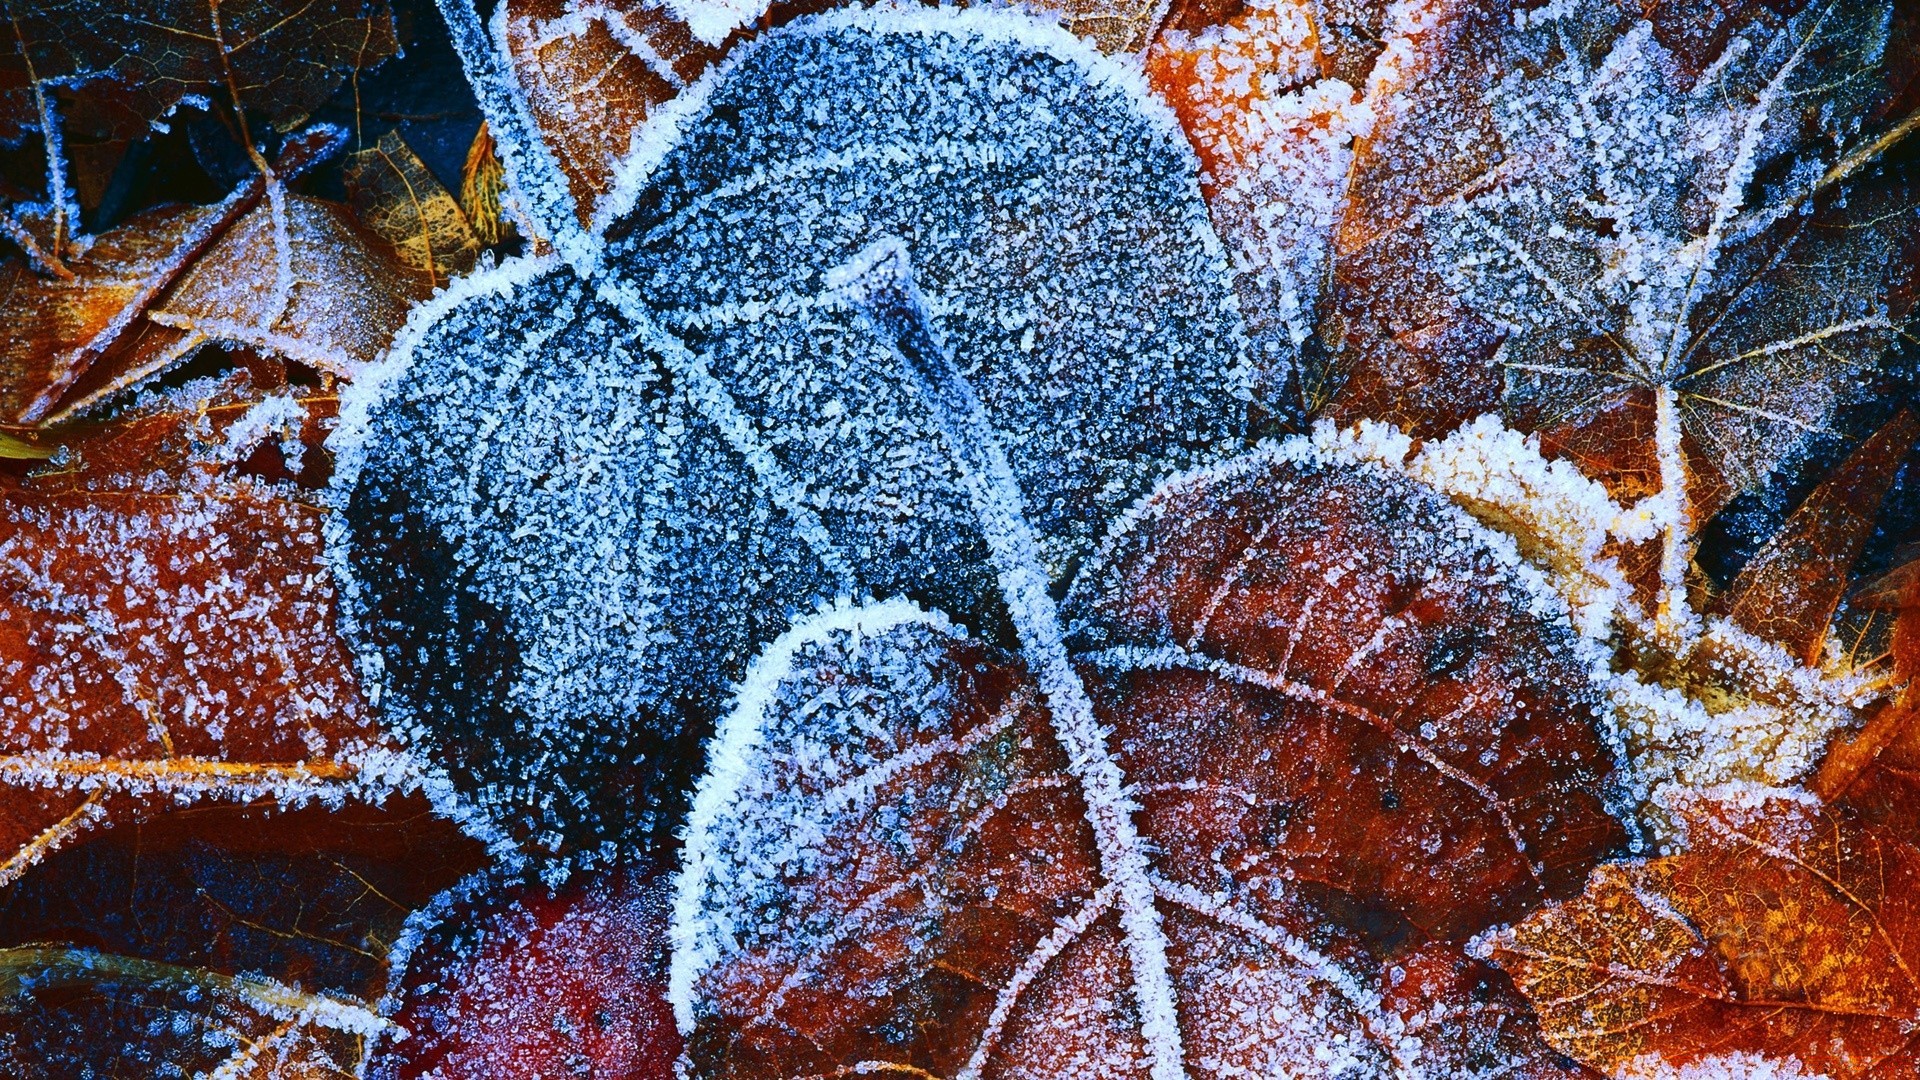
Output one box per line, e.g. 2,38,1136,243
835,238,1190,1080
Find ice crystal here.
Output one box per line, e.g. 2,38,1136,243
332,5,1251,857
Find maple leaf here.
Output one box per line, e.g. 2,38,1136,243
368,860,678,1079
0,796,483,1077
1480,790,1920,1078
670,429,1626,1078
0,375,403,889
1323,0,1919,519
331,6,1251,857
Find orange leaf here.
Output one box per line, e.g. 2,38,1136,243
0,379,390,887
1482,791,1920,1078
502,0,729,223
1716,410,1920,666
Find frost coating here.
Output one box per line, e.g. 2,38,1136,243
673,436,1631,1077
1425,0,1903,491
331,7,1251,857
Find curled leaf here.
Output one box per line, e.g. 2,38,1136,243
345,129,481,286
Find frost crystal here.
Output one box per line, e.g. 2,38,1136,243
332,5,1250,855
1423,0,1904,491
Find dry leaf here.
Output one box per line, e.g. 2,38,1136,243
0,0,398,145
1715,410,1919,666
346,129,481,286
501,0,728,222
460,123,509,246
0,199,239,422
0,797,483,1077
1481,791,1920,1078
0,377,393,889
50,189,434,420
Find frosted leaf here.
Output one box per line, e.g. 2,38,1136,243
0,379,403,887
498,0,729,222
1319,414,1878,837
1145,0,1445,413
1326,0,1916,510
672,438,1628,1078
369,862,677,1079
0,798,481,1078
332,6,1251,858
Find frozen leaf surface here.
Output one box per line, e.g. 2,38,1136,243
1714,410,1919,666
499,0,729,222
1481,790,1920,1078
369,860,677,1079
0,200,233,423
1,130,426,423
0,378,396,888
671,438,1627,1079
333,7,1251,857
1325,0,1917,511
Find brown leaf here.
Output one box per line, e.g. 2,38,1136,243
0,796,484,1078
1482,791,1920,1078
1381,943,1600,1080
0,0,397,145
346,129,480,286
459,122,508,247
50,188,433,420
0,198,240,422
1145,0,1370,405
1716,410,1920,666
1322,0,1918,511
674,443,1627,1077
1024,0,1167,54
502,0,728,222
0,377,389,889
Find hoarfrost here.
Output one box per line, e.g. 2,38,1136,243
331,5,1251,856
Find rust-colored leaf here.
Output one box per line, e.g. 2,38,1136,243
0,796,484,1077
1145,0,1369,405
0,377,390,888
345,129,480,286
1716,410,1920,666
502,0,728,222
369,861,678,1079
674,442,1627,1077
1482,791,1920,1078
0,198,238,422
50,189,433,419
